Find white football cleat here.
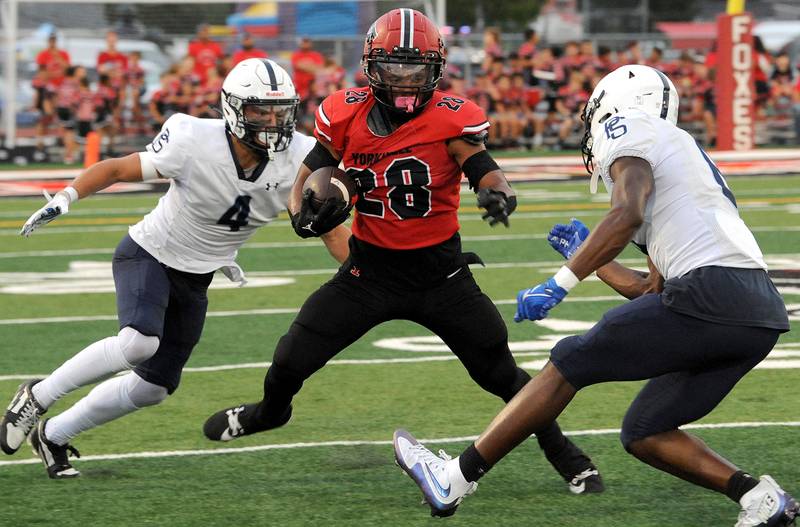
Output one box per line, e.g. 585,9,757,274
393,429,476,517
735,475,799,527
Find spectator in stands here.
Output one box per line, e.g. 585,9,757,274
620,40,643,65
593,45,615,75
482,27,504,72
126,51,146,134
646,47,667,71
31,64,54,154
554,69,589,149
97,31,128,135
753,36,772,112
578,40,594,65
560,41,584,76
231,33,268,66
97,31,128,76
149,72,176,132
530,47,563,89
36,33,70,86
188,24,223,83
54,66,80,163
74,77,96,141
313,56,346,99
198,64,225,118
96,73,119,155
518,28,538,59
771,52,793,83
517,29,538,83
291,37,324,100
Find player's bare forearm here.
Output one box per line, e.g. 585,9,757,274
448,138,514,197
596,259,664,299
477,170,514,197
321,224,351,264
70,153,144,198
565,157,654,280
289,164,313,216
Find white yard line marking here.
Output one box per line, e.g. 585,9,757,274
2,344,799,382
0,296,626,326
0,420,798,467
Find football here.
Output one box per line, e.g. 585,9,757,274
302,167,358,213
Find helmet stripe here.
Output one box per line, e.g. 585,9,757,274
407,9,414,48
399,9,406,47
653,67,670,120
262,59,278,90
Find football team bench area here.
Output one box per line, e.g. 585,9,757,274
0,170,798,526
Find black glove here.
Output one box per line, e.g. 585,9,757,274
291,189,351,238
477,188,517,227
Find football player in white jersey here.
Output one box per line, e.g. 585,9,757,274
0,58,349,479
391,65,797,526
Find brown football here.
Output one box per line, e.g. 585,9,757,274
302,167,358,213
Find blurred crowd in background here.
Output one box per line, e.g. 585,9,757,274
29,25,800,163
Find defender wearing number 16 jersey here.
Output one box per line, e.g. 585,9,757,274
204,9,604,508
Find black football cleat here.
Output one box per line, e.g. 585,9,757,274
1,379,45,455
203,403,292,441
28,419,80,479
546,438,605,495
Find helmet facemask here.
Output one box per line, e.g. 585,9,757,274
580,89,607,178
364,48,444,114
223,91,299,160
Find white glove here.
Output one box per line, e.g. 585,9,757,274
20,187,78,237
220,263,248,287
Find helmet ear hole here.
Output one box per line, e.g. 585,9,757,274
597,112,613,124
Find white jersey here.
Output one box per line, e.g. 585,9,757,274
130,113,315,276
591,110,766,280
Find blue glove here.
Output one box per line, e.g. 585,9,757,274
547,218,590,259
514,278,569,322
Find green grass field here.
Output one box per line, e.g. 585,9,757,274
0,176,798,526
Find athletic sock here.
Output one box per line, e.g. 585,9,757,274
32,335,133,409
458,442,493,483
535,421,569,457
44,373,142,446
726,471,759,503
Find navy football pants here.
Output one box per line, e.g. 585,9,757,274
112,234,214,393
550,294,780,448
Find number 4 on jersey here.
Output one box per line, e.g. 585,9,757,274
217,195,252,232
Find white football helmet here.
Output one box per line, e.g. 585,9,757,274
221,58,299,159
580,64,679,192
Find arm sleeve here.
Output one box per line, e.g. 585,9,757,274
138,114,192,180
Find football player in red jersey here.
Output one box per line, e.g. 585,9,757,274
204,8,603,503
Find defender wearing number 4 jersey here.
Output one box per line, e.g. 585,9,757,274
204,9,603,508
393,65,797,526
0,59,339,480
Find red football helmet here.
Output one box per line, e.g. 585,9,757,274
362,8,446,113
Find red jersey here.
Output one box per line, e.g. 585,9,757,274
97,50,128,73
231,48,268,66
188,39,224,79
291,49,324,99
315,87,489,250
36,48,70,79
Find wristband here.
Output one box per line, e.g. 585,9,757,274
62,186,79,203
553,265,579,291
